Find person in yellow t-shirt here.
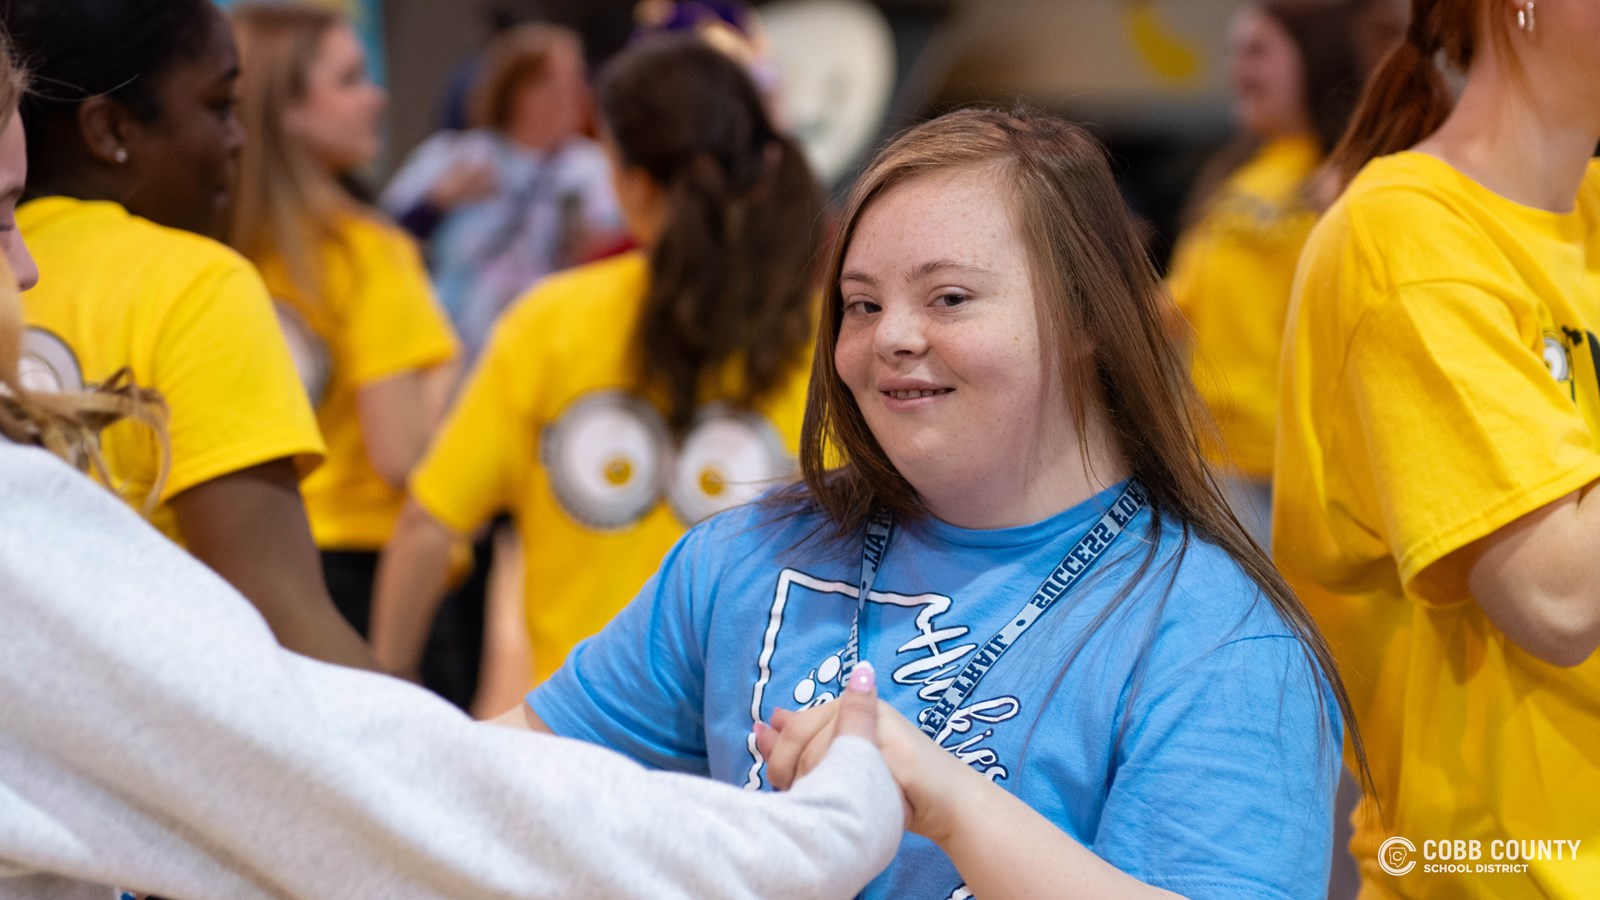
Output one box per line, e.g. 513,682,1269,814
227,5,459,649
6,0,374,670
1275,1,1600,896
1168,0,1366,541
371,37,822,687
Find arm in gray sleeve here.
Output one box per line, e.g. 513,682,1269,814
0,444,901,900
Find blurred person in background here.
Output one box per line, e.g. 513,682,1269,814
371,36,822,692
227,4,465,696
3,0,372,669
1276,0,1600,894
1166,0,1366,541
380,23,619,360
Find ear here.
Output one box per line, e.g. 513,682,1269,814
615,163,668,246
76,96,138,167
625,165,666,215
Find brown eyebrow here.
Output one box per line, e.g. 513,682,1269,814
911,258,992,280
839,259,993,290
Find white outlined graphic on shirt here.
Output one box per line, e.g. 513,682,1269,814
272,302,332,408
742,567,1020,789
18,327,84,394
15,329,90,466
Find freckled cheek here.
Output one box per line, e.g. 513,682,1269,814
834,331,873,396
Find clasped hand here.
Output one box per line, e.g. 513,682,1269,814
755,685,986,847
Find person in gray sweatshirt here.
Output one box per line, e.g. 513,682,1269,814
0,8,902,896
0,438,903,899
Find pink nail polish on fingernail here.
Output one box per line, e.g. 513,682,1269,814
847,661,876,693
752,720,768,736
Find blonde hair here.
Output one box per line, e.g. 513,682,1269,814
0,36,168,507
227,2,364,301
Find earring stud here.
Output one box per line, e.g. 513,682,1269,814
113,147,128,164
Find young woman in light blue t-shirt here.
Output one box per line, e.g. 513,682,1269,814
509,104,1365,899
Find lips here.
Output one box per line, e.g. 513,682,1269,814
874,377,954,411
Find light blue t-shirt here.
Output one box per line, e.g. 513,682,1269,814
530,483,1340,899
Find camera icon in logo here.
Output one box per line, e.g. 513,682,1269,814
1379,836,1417,876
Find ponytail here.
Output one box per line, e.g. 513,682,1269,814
602,37,824,433
1326,0,1479,189
641,132,821,431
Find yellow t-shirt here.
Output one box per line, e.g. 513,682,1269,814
18,197,325,542
1275,153,1600,898
1168,135,1321,478
255,213,458,550
410,251,811,683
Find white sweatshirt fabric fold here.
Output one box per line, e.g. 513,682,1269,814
0,442,901,899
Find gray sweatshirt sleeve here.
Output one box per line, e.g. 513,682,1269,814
0,444,902,900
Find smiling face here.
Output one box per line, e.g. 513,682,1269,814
121,8,244,238
285,22,387,173
1226,5,1311,139
834,164,1087,528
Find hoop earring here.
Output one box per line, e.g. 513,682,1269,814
1516,0,1535,35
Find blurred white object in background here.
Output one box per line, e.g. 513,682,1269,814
759,0,895,187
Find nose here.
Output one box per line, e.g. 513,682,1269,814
224,110,246,157
872,301,927,360
6,232,38,292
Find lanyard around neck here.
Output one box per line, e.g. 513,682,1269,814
842,481,1148,739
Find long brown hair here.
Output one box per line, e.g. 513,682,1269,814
1326,0,1509,187
802,106,1369,786
227,3,364,301
0,41,168,502
597,36,822,431
1182,0,1368,226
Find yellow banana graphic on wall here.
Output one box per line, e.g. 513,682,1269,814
1125,0,1200,83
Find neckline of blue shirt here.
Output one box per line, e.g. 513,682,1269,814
910,479,1138,550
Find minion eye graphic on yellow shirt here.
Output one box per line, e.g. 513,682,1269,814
542,391,670,529
272,301,332,409
1542,329,1577,399
17,327,84,394
667,405,791,525
543,391,793,529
